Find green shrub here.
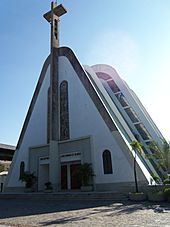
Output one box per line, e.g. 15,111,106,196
20,171,37,188
163,174,170,185
147,140,170,176
151,173,162,184
163,188,170,199
153,191,164,196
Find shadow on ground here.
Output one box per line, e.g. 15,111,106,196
0,199,169,226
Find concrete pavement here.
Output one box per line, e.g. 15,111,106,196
0,198,170,226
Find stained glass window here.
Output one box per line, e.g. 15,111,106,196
60,81,70,140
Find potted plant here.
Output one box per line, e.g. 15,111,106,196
148,190,165,202
129,141,147,201
78,163,94,192
147,174,165,202
44,181,53,192
20,171,37,192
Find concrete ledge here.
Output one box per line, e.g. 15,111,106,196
0,191,128,201
95,181,148,193
3,187,25,193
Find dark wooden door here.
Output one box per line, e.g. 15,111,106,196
61,165,67,190
70,163,81,189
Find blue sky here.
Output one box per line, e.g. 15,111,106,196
0,0,170,146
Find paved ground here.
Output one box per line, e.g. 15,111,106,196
0,199,170,227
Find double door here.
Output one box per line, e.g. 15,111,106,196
61,162,81,190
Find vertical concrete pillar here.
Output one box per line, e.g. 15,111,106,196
44,2,67,192
49,140,60,191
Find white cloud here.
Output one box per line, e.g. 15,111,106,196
144,66,170,141
85,30,170,141
85,30,139,78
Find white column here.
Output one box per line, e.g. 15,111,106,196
49,140,60,191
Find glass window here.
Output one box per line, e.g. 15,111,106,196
47,87,50,143
115,93,129,107
125,107,139,123
107,80,120,93
60,81,70,140
103,150,113,174
135,123,151,140
96,72,111,81
19,161,25,179
145,141,152,146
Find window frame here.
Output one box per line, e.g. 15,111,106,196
102,150,113,174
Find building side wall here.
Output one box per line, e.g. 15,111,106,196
92,64,163,144
59,56,143,185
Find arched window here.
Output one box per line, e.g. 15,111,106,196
47,87,50,143
19,161,25,179
102,150,113,174
60,81,70,140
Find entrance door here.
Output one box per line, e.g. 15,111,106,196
38,164,49,191
70,163,81,189
61,165,67,190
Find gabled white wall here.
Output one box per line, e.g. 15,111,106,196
7,67,50,187
7,54,148,189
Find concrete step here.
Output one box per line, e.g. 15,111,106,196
0,191,128,201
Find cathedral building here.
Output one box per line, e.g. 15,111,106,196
4,2,164,193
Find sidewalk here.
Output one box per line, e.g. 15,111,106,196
0,225,12,227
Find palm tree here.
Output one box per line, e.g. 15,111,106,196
147,139,170,178
130,140,143,193
78,163,94,186
20,171,37,188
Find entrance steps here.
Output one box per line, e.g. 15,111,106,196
0,191,128,201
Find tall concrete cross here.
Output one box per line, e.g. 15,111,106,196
43,2,67,191
44,2,67,141
44,1,67,49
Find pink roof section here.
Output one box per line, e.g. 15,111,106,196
91,64,121,80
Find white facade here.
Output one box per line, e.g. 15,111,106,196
5,47,162,193
0,171,8,192
59,56,141,186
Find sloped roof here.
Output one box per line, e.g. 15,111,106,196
0,144,15,150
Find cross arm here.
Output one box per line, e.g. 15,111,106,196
44,4,67,22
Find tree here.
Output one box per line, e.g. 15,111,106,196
0,162,10,172
0,163,4,172
130,140,143,193
147,139,170,178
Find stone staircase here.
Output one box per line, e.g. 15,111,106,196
0,191,128,201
